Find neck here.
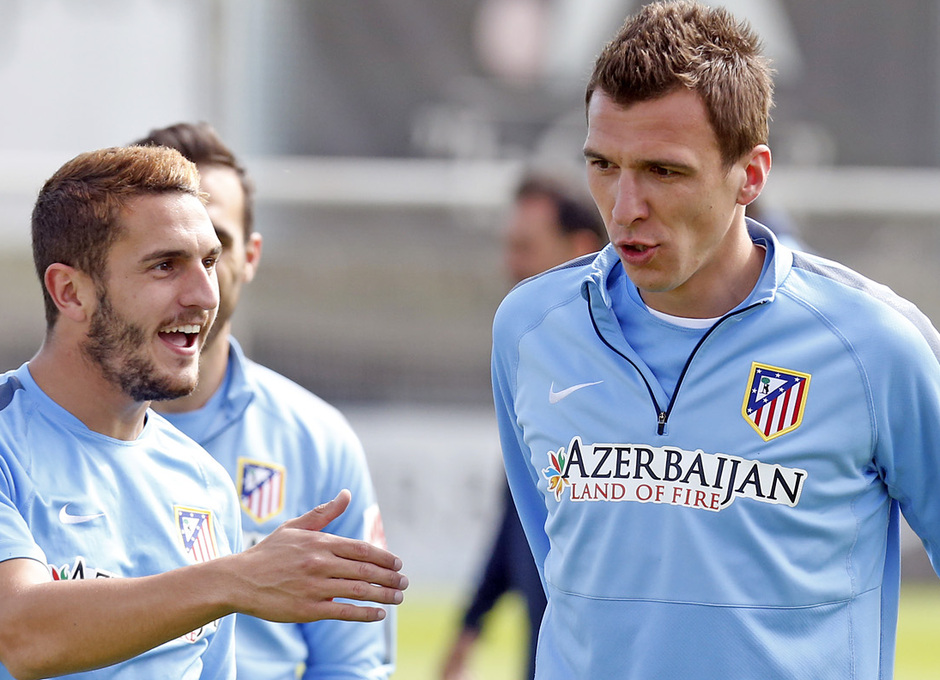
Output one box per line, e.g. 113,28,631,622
641,221,765,319
29,338,149,441
153,328,231,415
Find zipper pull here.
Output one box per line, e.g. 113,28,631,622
657,411,667,436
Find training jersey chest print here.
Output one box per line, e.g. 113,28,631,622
541,361,812,512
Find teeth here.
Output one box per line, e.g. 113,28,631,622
160,324,201,334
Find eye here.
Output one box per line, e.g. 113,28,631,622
153,261,174,272
202,255,218,271
650,165,679,178
587,157,613,171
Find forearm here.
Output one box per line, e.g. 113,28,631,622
0,559,233,680
0,492,407,679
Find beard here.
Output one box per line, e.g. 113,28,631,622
82,290,196,402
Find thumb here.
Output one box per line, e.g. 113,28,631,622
288,489,352,532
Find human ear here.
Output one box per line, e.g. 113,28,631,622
44,264,95,323
738,144,772,207
243,232,263,284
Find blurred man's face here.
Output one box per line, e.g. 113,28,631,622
198,164,260,349
504,194,582,284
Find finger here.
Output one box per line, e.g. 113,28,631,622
313,578,407,606
335,561,410,592
286,490,352,532
294,545,408,591
327,533,405,572
305,600,392,624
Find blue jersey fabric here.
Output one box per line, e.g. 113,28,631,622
162,338,394,680
0,363,241,679
491,221,940,679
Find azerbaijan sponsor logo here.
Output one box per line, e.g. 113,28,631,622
542,437,807,511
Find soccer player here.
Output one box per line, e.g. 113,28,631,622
0,145,407,680
135,122,396,679
491,1,940,677
441,173,606,680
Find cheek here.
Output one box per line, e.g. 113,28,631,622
216,261,242,288
107,285,149,318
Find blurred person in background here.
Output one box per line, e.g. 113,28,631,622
440,173,606,680
492,1,940,677
135,122,397,680
0,145,406,680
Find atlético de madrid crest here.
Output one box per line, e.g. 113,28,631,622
237,458,286,523
742,362,811,441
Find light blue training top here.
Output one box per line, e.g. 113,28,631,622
0,362,241,679
492,221,940,679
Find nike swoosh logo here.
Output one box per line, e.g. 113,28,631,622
58,503,105,525
549,380,604,404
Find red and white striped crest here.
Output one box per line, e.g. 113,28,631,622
742,362,811,441
237,458,286,523
175,506,220,564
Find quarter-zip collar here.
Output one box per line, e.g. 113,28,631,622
579,219,791,434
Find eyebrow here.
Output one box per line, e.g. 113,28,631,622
140,244,223,266
583,146,696,174
140,249,189,265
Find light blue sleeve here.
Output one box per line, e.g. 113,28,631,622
0,445,47,565
870,324,940,575
492,305,550,594
300,425,395,680
300,615,395,680
198,614,237,680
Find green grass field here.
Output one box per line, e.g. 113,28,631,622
395,583,940,679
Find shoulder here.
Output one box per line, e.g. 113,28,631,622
0,370,31,428
495,251,600,340
237,360,376,513
0,368,55,464
240,357,361,441
785,251,940,361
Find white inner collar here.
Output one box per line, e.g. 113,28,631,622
645,306,721,329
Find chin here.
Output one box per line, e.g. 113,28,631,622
122,365,199,403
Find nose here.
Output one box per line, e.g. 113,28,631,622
180,261,219,313
609,173,648,229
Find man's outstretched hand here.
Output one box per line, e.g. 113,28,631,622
228,489,408,623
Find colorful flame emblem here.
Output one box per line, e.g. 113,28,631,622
542,447,571,501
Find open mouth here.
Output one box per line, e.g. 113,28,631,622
158,324,202,349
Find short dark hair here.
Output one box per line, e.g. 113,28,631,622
133,121,254,238
515,174,606,244
32,145,203,328
586,0,773,166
